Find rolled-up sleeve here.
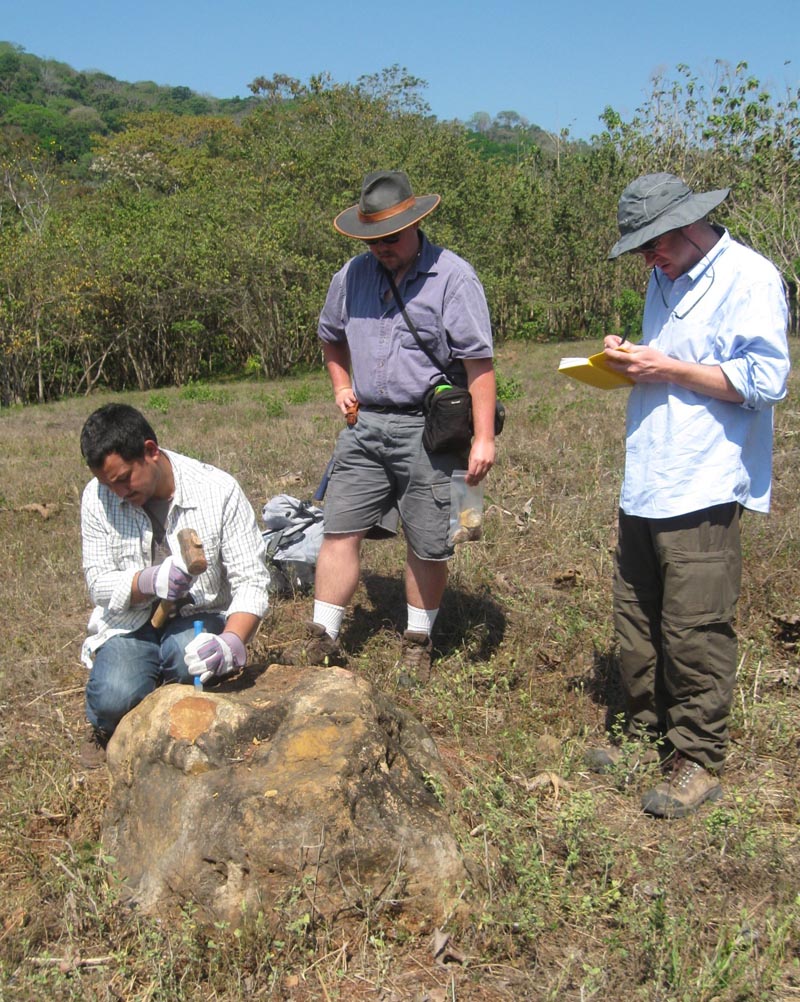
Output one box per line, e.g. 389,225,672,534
719,278,790,411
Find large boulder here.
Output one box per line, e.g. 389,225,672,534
102,664,472,931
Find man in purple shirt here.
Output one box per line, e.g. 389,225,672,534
285,170,497,684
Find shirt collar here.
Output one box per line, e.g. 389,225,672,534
413,230,437,276
161,450,198,511
685,226,728,284
371,230,437,289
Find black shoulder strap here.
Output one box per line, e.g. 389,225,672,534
383,267,449,380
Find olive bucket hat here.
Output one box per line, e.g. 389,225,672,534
333,170,441,239
609,172,729,259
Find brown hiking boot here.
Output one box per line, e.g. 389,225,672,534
641,755,722,818
585,741,661,775
279,622,346,667
79,726,110,770
397,631,433,688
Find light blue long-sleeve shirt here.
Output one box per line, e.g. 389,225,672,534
621,229,790,518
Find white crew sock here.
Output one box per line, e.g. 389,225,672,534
406,604,438,636
313,600,346,640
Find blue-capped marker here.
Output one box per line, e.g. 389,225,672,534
193,620,204,690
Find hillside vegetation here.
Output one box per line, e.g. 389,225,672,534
0,41,260,163
1,49,798,406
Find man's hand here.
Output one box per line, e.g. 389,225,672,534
138,557,194,601
603,340,743,401
334,385,358,416
602,341,659,381
185,631,247,685
466,436,495,484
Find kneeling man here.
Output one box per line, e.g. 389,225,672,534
79,403,270,766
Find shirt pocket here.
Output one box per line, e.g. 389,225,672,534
111,537,147,571
396,305,446,358
191,529,221,592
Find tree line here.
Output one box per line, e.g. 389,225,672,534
0,55,797,405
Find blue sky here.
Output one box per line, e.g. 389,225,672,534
3,0,797,140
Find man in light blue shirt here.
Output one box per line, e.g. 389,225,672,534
588,173,789,818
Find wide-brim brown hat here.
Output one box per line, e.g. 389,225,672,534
334,170,441,239
609,172,729,258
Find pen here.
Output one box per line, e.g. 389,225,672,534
618,323,631,350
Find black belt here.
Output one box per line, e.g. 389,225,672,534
360,404,424,416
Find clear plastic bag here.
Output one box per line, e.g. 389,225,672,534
448,469,484,546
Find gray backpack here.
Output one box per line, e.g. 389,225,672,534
261,495,324,595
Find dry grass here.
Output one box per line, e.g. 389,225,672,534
1,341,799,1000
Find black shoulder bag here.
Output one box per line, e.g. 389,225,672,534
384,269,505,454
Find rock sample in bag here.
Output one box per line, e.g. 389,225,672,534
102,663,471,931
448,470,484,545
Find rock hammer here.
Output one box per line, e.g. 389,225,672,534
150,527,207,629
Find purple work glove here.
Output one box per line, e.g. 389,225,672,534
138,556,194,601
185,631,247,685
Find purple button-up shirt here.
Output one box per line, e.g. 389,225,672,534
318,232,493,407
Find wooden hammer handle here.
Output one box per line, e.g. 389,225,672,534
151,528,207,629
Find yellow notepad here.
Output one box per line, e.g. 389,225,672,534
558,351,634,390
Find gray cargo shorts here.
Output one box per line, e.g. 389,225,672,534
323,409,466,561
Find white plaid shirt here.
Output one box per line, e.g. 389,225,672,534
81,449,270,666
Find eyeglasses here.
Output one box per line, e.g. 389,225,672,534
364,234,401,246
635,234,665,255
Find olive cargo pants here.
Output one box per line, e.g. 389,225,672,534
612,502,742,771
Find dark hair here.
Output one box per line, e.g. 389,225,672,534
80,404,158,469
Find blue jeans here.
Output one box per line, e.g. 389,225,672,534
85,613,225,735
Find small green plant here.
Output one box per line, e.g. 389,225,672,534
285,911,312,937
286,382,312,405
147,392,170,413
179,381,231,404
259,393,286,417
527,398,556,424
422,769,446,805
704,796,760,858
244,355,263,378
556,790,599,871
495,371,523,402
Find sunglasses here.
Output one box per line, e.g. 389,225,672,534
364,234,401,246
